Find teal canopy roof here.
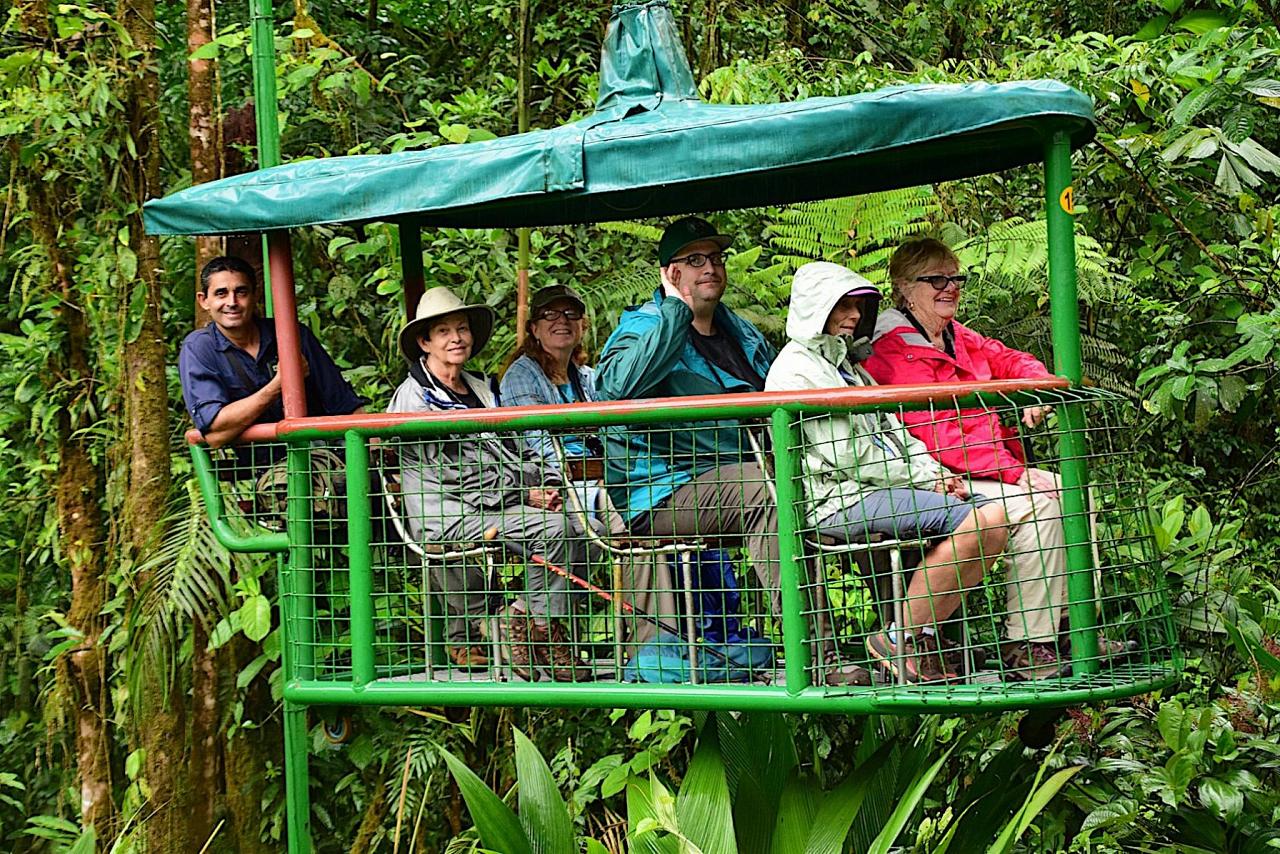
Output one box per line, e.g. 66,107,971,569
143,1,1095,237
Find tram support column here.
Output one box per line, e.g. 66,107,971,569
399,223,424,320
283,700,313,854
772,408,811,693
1044,129,1099,675
268,230,307,418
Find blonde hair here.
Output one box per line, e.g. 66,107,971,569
888,237,960,308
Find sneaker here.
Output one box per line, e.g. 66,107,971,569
542,621,589,683
867,631,956,684
1002,641,1069,681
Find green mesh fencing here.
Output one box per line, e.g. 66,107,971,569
190,385,1181,713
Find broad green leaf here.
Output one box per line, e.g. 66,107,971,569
865,749,950,854
1198,776,1243,821
1157,700,1186,750
628,778,682,854
987,765,1083,854
675,724,736,854
513,728,575,854
1215,152,1242,195
1244,79,1280,98
67,826,96,854
1170,84,1220,127
237,594,272,642
438,745,532,854
803,767,878,854
1225,138,1280,176
1133,15,1169,40
1173,10,1230,33
769,773,819,854
189,41,220,61
1079,798,1138,834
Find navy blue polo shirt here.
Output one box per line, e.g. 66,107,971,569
179,318,367,434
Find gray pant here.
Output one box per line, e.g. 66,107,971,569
641,463,780,612
430,506,596,642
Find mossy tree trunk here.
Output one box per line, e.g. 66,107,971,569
119,0,181,849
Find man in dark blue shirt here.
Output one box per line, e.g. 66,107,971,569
179,256,367,449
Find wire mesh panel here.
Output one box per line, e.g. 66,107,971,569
191,383,1183,712
349,419,783,686
791,388,1175,698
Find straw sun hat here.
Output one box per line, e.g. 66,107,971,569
398,286,496,364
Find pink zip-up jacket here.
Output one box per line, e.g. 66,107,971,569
864,307,1054,485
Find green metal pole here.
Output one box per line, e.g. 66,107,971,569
515,0,531,341
250,0,281,315
771,408,811,693
1044,130,1099,674
282,700,312,853
287,444,316,681
345,431,377,687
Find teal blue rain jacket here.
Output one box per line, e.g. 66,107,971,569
595,289,776,519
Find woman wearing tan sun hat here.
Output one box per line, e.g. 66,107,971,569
388,286,597,682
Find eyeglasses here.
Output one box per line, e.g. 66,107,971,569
915,274,968,290
534,308,584,321
667,251,728,268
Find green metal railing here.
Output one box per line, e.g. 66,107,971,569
191,382,1177,712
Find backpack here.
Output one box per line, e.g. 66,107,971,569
623,630,776,684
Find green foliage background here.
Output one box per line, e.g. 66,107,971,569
1,0,1279,851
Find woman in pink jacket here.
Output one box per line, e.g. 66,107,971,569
865,237,1128,680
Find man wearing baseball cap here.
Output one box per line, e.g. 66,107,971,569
596,216,780,608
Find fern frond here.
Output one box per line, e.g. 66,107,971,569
596,221,663,242
767,188,939,273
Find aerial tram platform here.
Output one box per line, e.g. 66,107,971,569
146,2,1181,850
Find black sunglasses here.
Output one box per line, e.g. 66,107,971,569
915,274,968,290
535,308,584,321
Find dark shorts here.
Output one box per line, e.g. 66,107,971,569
817,487,989,544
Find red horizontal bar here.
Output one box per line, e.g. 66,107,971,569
185,377,1069,446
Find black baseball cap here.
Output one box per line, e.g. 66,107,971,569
530,283,587,314
657,216,733,266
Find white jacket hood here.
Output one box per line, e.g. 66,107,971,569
785,262,881,361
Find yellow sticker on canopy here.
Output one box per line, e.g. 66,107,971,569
1059,186,1075,215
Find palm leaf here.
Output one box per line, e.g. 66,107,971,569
675,721,736,854
125,480,249,704
512,727,575,854
439,744,532,854
864,748,953,854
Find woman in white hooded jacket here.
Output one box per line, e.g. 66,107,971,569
765,262,1010,684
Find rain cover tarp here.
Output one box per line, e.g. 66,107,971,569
143,0,1094,236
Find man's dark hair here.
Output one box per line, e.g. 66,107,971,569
199,256,257,294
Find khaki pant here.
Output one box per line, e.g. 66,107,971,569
966,469,1066,645
643,463,781,615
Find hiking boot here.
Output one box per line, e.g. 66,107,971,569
1055,633,1138,662
823,662,872,687
495,608,537,681
447,645,489,669
1002,641,1069,681
542,621,590,683
867,631,956,684
915,634,960,683
934,634,986,677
